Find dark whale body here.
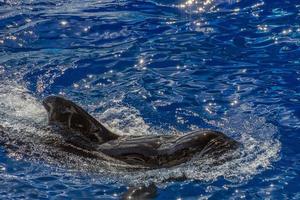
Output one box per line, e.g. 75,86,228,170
43,96,239,169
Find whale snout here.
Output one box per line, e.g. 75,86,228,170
42,96,56,112
42,96,69,112
42,96,73,121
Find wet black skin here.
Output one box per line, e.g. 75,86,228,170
43,96,239,169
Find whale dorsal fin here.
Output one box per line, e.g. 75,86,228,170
43,96,119,144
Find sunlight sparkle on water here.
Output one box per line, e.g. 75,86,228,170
282,29,292,35
134,57,147,70
139,58,144,64
73,83,79,88
230,100,238,106
60,20,68,26
83,26,90,32
7,35,17,40
257,25,268,32
251,2,264,9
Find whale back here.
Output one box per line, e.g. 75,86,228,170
43,96,119,144
98,131,239,168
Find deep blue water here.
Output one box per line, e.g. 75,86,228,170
0,0,299,199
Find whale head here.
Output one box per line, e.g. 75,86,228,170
43,96,119,144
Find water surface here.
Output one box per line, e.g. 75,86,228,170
0,0,299,199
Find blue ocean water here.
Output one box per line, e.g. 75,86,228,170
0,0,299,199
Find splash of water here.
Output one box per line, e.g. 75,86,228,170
0,81,280,186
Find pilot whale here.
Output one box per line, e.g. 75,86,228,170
42,96,239,169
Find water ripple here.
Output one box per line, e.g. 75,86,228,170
0,0,299,199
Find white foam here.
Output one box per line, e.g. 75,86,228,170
0,81,48,132
101,106,152,136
